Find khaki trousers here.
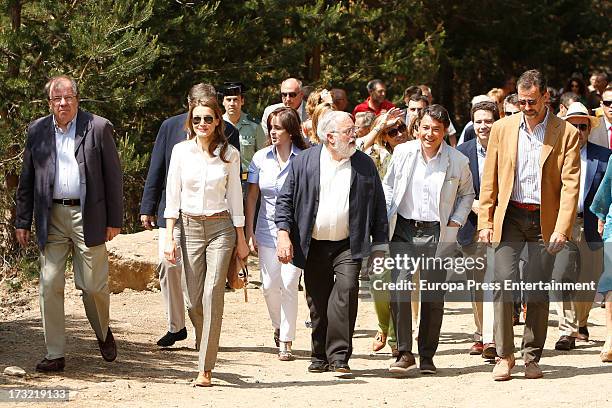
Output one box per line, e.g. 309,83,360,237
179,215,235,371
157,227,187,333
40,204,110,359
553,217,603,336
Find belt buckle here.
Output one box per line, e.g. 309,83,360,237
414,220,424,228
61,198,71,206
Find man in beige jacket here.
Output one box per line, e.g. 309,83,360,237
478,69,580,380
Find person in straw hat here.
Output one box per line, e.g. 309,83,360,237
551,102,610,352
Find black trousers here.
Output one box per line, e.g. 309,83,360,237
304,238,361,364
390,216,445,359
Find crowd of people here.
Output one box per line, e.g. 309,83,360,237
12,68,612,387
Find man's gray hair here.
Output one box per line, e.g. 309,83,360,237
317,110,352,143
45,75,78,99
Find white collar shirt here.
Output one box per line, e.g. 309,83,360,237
164,139,244,227
397,143,445,222
312,145,352,241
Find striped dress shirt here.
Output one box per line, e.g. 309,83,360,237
510,109,550,204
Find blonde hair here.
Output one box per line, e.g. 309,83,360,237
309,102,334,144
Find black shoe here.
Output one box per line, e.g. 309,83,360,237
308,360,329,373
97,327,117,362
419,357,437,374
554,335,576,351
36,357,65,372
578,326,589,341
330,361,351,373
157,327,187,347
273,328,280,347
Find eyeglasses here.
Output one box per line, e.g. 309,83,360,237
333,126,357,136
386,123,407,137
49,95,76,104
517,95,543,106
573,123,589,131
281,92,298,98
602,100,612,107
192,115,215,125
504,111,518,116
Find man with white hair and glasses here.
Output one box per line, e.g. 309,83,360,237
275,111,388,374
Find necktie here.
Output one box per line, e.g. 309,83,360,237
609,126,612,149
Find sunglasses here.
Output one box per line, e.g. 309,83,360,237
386,123,407,137
504,111,518,116
573,123,589,131
192,115,215,125
603,100,612,107
517,95,542,106
281,92,298,98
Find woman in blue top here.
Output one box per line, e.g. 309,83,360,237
245,107,308,360
589,158,612,362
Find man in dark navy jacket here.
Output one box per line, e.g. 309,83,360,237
457,101,499,359
139,83,240,348
275,111,388,374
553,102,612,350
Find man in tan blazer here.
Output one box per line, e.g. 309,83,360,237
478,69,580,381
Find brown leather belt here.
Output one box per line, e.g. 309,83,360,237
182,211,230,220
510,201,540,212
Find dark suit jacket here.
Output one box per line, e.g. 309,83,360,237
275,145,388,269
15,110,123,248
583,142,612,249
139,113,241,228
456,138,480,246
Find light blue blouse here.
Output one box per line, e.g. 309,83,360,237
247,144,302,248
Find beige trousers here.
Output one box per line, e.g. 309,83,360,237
554,218,603,336
40,204,110,359
179,215,235,371
157,227,187,333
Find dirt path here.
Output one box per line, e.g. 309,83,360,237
1,272,611,408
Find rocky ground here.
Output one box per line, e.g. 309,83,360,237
1,237,611,407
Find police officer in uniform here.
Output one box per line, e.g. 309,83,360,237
222,82,268,173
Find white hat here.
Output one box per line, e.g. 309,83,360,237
563,102,600,128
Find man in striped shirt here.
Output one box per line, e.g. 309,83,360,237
478,69,581,381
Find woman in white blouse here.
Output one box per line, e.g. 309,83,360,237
164,97,249,387
245,107,307,360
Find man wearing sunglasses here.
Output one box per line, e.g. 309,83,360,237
383,104,474,375
139,83,241,349
352,79,396,117
260,78,306,136
589,86,612,149
478,69,581,381
551,101,610,351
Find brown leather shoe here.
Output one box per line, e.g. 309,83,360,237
36,357,65,372
193,371,212,387
482,343,498,359
372,331,387,352
492,354,515,381
469,341,484,355
97,327,117,362
391,345,400,357
524,361,543,379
